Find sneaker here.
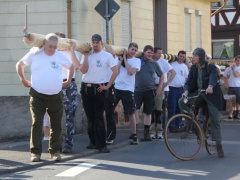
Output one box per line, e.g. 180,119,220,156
216,144,225,158
106,139,114,145
62,146,72,153
50,153,61,161
150,133,156,139
86,143,96,149
131,136,139,145
31,153,40,162
99,147,110,153
224,117,233,121
43,136,50,141
156,133,163,139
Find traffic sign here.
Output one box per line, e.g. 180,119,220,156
95,0,120,20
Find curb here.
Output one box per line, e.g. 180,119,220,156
0,140,130,176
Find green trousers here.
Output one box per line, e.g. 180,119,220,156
29,88,63,155
178,91,222,142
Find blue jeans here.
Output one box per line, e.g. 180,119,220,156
167,87,184,127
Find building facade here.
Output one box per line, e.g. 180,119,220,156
211,0,240,60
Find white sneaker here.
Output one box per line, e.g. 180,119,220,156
43,136,50,141
150,133,156,139
156,133,163,139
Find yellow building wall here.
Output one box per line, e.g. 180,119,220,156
167,0,220,56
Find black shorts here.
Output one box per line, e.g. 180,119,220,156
228,87,240,104
134,90,155,115
115,89,136,114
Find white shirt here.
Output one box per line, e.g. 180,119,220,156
80,50,116,83
59,50,79,79
106,57,119,82
154,58,173,91
223,66,240,87
21,47,72,95
169,61,189,87
115,57,141,92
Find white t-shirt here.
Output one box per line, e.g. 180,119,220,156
21,47,72,95
154,58,173,91
169,61,189,87
223,66,240,87
80,50,116,83
105,56,119,82
59,50,79,79
115,57,141,92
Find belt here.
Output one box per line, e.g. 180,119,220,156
63,78,75,82
169,86,183,89
82,82,99,88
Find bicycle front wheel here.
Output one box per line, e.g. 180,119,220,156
164,114,204,161
203,115,216,155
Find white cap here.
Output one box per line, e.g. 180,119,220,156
206,54,212,58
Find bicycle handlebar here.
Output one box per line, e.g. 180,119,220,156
183,90,206,104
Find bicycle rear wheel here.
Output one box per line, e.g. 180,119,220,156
164,114,204,161
203,115,216,155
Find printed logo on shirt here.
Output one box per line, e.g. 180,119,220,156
96,60,102,67
180,70,183,76
51,61,59,69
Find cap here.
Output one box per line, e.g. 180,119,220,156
91,34,102,41
206,54,212,59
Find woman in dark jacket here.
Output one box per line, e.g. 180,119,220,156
178,48,225,158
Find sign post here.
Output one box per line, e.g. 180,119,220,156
95,0,120,44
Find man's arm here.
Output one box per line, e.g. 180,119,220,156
63,64,74,88
123,51,138,75
163,68,176,89
103,42,116,57
69,41,80,70
155,63,164,96
79,53,88,74
16,60,31,87
232,65,240,77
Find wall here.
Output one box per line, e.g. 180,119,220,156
166,0,221,56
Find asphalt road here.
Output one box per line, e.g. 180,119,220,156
1,120,240,180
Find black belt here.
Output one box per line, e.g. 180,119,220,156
82,82,100,88
169,86,183,89
63,78,75,82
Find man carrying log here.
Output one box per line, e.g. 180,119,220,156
16,33,74,162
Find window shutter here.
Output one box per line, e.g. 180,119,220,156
121,1,131,47
196,15,201,48
185,13,191,52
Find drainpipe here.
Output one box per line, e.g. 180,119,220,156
67,0,72,39
211,0,228,17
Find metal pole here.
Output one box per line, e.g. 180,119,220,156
105,0,109,44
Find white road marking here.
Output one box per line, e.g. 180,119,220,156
56,162,99,177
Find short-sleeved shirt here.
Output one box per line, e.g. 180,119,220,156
105,56,119,82
135,59,163,92
169,61,189,87
115,57,141,92
154,58,173,91
21,47,72,95
223,66,240,87
80,50,116,84
59,50,79,79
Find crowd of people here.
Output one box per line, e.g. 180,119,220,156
16,31,240,162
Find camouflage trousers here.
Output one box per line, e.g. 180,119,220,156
62,81,78,148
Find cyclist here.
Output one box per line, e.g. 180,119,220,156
178,48,225,158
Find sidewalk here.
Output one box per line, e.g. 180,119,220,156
0,123,144,176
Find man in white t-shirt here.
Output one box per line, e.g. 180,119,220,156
80,34,118,153
55,32,80,153
223,55,240,120
168,50,189,131
150,47,176,139
16,33,74,162
114,42,141,145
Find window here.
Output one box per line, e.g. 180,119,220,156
185,13,191,52
212,39,234,59
121,1,131,47
196,15,201,48
212,0,234,8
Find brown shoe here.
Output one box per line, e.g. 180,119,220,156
141,129,152,141
50,153,61,161
31,153,41,162
99,147,110,153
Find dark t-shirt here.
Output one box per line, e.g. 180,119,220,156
135,59,163,92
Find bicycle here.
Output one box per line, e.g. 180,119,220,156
164,90,216,161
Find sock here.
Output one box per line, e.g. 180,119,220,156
144,125,150,130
